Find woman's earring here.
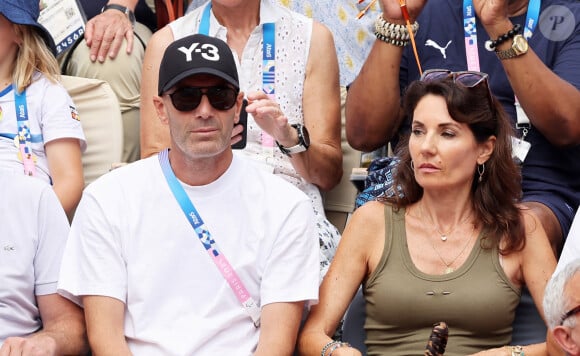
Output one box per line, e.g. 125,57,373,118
411,160,415,170
478,163,485,183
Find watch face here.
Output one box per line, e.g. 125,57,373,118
513,35,529,54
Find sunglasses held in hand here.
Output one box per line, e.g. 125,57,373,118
167,86,238,112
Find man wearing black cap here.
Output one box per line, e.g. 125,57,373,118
58,34,319,355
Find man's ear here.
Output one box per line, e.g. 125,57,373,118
153,96,169,125
233,91,244,125
553,326,580,355
477,135,496,165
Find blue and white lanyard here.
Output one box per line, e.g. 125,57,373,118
14,89,37,176
159,149,261,327
463,0,540,130
199,4,277,152
462,0,541,72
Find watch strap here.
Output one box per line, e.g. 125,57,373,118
276,124,309,156
496,47,518,60
276,141,307,156
495,35,527,60
101,4,136,26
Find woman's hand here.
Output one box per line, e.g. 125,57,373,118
244,90,295,146
331,346,363,356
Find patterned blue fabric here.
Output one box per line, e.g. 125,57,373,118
354,156,400,209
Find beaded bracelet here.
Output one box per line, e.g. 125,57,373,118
321,341,340,356
375,32,409,47
485,24,522,51
328,341,351,355
374,14,419,47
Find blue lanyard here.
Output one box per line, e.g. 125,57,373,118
199,3,277,150
262,22,276,96
158,149,261,327
14,89,37,176
522,0,541,39
462,0,541,71
0,85,43,143
198,3,276,97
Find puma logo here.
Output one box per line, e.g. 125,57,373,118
425,39,452,59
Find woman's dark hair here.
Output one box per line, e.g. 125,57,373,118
384,77,525,254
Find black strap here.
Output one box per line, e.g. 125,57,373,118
61,32,147,74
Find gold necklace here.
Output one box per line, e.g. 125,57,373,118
420,203,473,242
428,225,476,274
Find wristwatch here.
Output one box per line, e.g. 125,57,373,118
276,124,310,156
101,4,136,28
495,34,529,60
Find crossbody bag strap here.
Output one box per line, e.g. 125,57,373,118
158,149,261,327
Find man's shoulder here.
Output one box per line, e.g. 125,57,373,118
0,173,52,200
85,155,159,194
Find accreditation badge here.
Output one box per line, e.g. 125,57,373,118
39,0,87,57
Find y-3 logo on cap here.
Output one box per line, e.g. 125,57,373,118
178,43,220,62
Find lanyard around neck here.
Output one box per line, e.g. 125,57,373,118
199,3,276,96
14,89,37,176
159,149,261,327
462,0,541,71
199,3,277,152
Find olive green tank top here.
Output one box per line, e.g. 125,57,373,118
363,205,520,356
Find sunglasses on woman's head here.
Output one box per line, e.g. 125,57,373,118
166,86,238,112
419,69,494,107
420,69,488,86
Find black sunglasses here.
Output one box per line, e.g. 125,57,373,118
420,69,493,104
560,305,580,325
166,86,238,112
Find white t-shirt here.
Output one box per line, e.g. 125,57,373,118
0,173,70,343
58,154,319,355
0,73,86,183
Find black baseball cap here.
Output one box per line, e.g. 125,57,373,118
158,34,240,95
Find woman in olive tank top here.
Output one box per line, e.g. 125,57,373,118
298,72,557,356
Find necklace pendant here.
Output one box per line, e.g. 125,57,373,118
440,234,447,241
445,267,454,274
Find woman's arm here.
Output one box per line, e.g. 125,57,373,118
45,138,84,219
471,210,557,356
248,21,343,191
519,210,557,322
298,201,385,355
297,21,342,191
